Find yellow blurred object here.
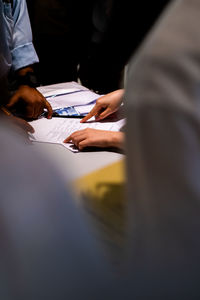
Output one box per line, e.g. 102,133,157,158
74,158,125,200
74,158,126,266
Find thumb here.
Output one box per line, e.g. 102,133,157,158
44,99,53,119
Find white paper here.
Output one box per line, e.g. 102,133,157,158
75,103,96,114
37,81,88,97
44,90,101,110
29,117,125,152
41,88,82,98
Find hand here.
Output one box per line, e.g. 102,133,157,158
64,128,124,150
6,85,53,119
80,89,124,123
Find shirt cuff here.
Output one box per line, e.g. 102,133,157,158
11,42,39,71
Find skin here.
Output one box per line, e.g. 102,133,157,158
64,128,124,150
6,67,53,119
64,89,125,150
81,89,124,123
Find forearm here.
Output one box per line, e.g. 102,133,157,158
109,89,124,103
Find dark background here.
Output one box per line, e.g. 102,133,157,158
27,0,170,93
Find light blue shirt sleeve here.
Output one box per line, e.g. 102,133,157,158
11,0,39,71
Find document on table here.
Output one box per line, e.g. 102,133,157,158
37,81,88,97
29,117,125,152
38,82,101,110
33,81,124,152
45,90,101,110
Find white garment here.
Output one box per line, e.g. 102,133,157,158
125,0,200,297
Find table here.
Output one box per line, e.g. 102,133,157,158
34,142,124,181
34,142,126,269
34,81,126,268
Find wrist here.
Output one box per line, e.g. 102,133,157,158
17,72,39,88
110,131,124,149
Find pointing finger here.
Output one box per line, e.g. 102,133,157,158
63,134,72,143
44,99,53,119
80,105,101,123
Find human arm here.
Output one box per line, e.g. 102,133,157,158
7,0,52,119
81,89,124,123
64,128,124,150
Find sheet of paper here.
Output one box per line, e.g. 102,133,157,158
45,90,101,109
29,117,125,152
75,103,96,114
37,81,88,97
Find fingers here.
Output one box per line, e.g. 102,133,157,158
32,97,52,119
44,99,53,119
63,134,72,143
63,130,85,143
81,95,116,123
30,94,52,119
78,140,89,151
64,128,105,150
30,97,52,119
64,130,87,148
7,87,53,119
96,107,112,121
64,138,90,151
80,105,100,123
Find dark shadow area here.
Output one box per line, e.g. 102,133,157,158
80,146,124,154
27,0,170,93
